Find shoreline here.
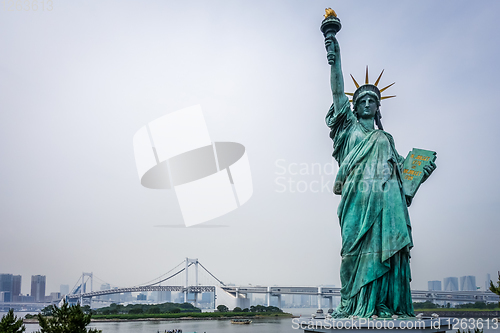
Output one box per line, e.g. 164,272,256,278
419,310,500,318
21,310,499,324
23,314,295,324
92,316,294,323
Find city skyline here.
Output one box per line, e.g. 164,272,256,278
2,268,498,311
1,269,496,302
1,1,500,294
428,274,495,292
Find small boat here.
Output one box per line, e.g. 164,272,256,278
231,319,252,324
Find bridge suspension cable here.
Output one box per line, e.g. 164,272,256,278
69,258,225,299
93,274,114,288
135,260,186,287
140,259,225,287
69,279,81,294
198,262,225,286
145,262,195,286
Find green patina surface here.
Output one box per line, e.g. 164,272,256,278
320,10,436,319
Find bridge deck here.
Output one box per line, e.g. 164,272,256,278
66,285,499,304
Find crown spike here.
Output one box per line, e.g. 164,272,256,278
374,69,384,87
380,82,395,93
350,74,360,88
380,95,396,100
365,66,369,84
345,92,354,96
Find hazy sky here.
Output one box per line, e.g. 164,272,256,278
1,0,499,296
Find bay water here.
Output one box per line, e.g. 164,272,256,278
3,308,499,332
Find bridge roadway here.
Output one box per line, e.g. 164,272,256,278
66,284,499,305
0,302,51,310
221,286,500,303
66,285,215,299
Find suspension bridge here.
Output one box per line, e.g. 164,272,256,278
65,258,224,308
64,258,499,310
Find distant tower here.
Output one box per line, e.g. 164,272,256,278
60,284,69,295
485,273,491,291
0,274,13,302
31,275,46,302
99,283,111,301
443,277,459,291
156,290,171,303
0,274,12,291
12,275,21,297
428,280,442,291
100,283,111,292
460,276,476,291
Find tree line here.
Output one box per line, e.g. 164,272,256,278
216,304,283,313
413,300,498,310
93,301,200,315
0,301,101,333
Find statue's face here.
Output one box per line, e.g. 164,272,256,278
355,95,378,119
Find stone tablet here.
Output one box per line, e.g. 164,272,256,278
402,148,437,198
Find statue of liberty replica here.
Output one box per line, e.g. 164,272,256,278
321,9,436,318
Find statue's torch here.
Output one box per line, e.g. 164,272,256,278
320,8,342,37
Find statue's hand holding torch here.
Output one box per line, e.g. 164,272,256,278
321,8,342,66
325,36,339,66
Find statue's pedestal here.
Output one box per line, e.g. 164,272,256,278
298,317,452,333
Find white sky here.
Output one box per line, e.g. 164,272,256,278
1,0,499,295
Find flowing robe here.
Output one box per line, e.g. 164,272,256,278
326,99,414,318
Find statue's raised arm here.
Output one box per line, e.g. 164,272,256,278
321,11,351,130
324,35,349,112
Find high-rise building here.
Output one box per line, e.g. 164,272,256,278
291,294,300,306
60,284,69,295
50,292,61,301
0,291,11,302
201,292,213,303
485,273,491,291
443,277,459,291
301,294,311,307
12,275,21,297
110,287,120,302
156,291,171,303
428,280,442,291
460,276,477,291
121,292,133,302
0,274,22,301
98,283,111,301
31,275,46,302
0,274,13,302
0,274,12,291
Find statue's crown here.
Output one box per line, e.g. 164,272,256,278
347,67,396,105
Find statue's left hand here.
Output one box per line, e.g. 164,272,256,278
421,161,436,183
